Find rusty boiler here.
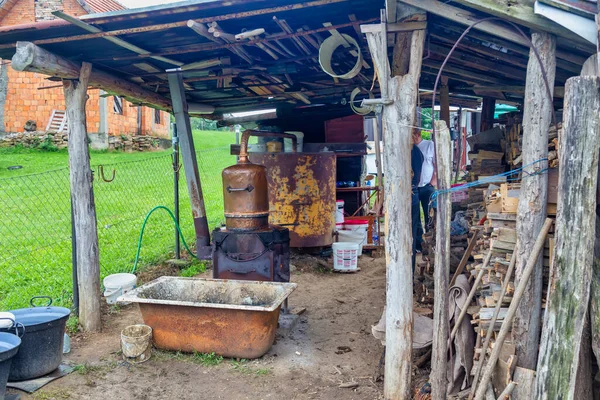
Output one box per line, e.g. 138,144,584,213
222,150,269,231
213,130,292,284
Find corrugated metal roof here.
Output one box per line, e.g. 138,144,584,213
84,0,127,14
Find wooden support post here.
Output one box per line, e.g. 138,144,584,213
513,32,556,370
167,70,212,259
533,76,600,400
364,17,425,400
480,97,495,132
64,62,101,332
474,218,553,400
591,215,600,370
431,119,451,400
440,76,450,127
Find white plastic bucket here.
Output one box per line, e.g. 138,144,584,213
121,324,152,363
332,242,359,271
284,131,304,152
104,273,137,304
336,199,345,224
338,230,366,254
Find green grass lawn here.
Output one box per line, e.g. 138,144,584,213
0,130,236,311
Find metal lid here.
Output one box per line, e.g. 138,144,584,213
5,307,70,333
0,332,21,362
0,312,15,329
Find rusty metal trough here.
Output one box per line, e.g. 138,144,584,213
117,277,296,359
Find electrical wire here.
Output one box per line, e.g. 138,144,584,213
131,205,198,274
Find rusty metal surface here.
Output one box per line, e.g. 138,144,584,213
222,162,269,231
249,152,336,248
118,277,296,359
212,226,290,282
140,303,280,359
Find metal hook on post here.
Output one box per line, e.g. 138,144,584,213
98,165,116,182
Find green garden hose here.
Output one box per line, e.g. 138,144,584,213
131,205,198,274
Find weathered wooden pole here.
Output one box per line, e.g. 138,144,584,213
439,76,450,127
431,119,451,400
480,97,495,132
513,32,556,370
63,62,101,332
363,13,425,399
11,41,211,114
533,76,600,400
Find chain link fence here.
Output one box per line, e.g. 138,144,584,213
0,146,234,311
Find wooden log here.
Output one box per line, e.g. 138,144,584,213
512,367,535,400
439,76,450,127
365,19,424,400
592,214,600,374
450,229,480,286
469,247,518,400
11,41,176,111
534,76,600,400
474,218,553,400
431,120,451,400
64,62,101,332
513,32,556,369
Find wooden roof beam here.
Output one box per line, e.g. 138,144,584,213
52,11,183,67
398,0,593,63
11,41,182,112
451,0,594,47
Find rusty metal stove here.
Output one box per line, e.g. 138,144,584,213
212,130,296,284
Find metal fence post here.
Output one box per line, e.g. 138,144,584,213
70,197,79,316
172,122,181,259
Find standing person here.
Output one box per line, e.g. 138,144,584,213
411,142,424,271
413,129,436,252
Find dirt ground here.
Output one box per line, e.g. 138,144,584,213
11,254,390,400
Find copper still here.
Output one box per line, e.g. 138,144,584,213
222,130,296,231
214,130,297,287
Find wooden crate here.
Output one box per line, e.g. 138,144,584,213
500,183,557,215
501,183,520,214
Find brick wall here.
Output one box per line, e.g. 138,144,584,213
0,0,169,138
0,0,35,25
4,68,169,137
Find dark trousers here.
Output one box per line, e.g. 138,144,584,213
411,186,420,271
416,184,436,250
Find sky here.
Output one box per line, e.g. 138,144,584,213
118,0,181,8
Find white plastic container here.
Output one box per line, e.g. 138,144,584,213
0,312,15,329
343,219,369,253
335,199,345,224
332,242,359,271
338,230,366,254
104,273,137,304
248,143,267,153
284,131,304,152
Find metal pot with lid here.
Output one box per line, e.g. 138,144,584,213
223,130,297,231
0,296,70,381
0,330,21,399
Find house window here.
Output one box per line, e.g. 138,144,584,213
154,109,161,124
113,96,123,115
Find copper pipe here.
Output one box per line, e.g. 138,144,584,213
239,130,297,162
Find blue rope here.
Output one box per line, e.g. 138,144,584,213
430,157,549,204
